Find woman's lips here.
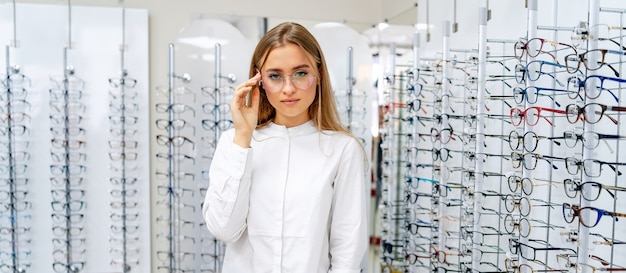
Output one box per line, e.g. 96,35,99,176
281,98,299,105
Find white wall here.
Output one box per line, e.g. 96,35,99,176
8,0,400,95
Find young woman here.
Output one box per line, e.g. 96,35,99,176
202,22,368,273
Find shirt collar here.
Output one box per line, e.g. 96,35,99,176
256,120,318,138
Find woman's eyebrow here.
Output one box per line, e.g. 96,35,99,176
292,64,311,70
265,64,311,73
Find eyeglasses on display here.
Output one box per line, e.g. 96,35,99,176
565,103,626,124
514,37,577,61
562,130,626,149
509,106,566,127
563,179,626,201
562,203,626,228
564,49,623,76
563,157,626,177
567,75,623,101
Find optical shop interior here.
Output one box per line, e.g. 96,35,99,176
3,0,626,272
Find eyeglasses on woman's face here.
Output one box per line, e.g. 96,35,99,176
260,70,317,93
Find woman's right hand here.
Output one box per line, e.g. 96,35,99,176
231,72,261,148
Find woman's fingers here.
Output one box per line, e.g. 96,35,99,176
248,85,261,110
233,72,261,109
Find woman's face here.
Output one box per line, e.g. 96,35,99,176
260,43,318,128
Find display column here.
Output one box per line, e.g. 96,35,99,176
106,5,142,272
520,0,537,265
157,43,195,273
167,43,179,273
3,43,31,273
577,0,601,270
471,7,488,273
406,32,421,273
597,5,626,266
379,42,403,273
436,20,451,259
346,46,354,132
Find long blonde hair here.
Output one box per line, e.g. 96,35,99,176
249,22,349,134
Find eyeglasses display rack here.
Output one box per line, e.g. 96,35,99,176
107,4,141,272
154,43,196,273
197,42,236,273
1,44,32,273
379,42,401,273
151,19,250,273
471,9,489,273
376,0,626,272
48,48,88,273
0,3,150,273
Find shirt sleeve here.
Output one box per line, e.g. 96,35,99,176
329,138,369,273
202,129,253,243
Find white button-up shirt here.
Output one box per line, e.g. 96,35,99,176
203,121,368,273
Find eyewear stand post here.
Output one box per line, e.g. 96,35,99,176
6,10,21,272
519,0,538,265
390,41,398,264
346,46,353,131
379,42,402,272
471,7,488,273
599,5,626,268
9,0,17,48
5,44,21,273
543,0,560,266
437,20,451,256
390,42,403,272
63,48,71,273
198,41,237,273
488,37,517,272
159,42,193,273
211,42,224,273
448,45,478,271
166,43,178,273
578,0,601,271
213,43,222,133
114,4,131,272
406,32,421,273
411,33,420,167
64,47,78,273
48,45,87,273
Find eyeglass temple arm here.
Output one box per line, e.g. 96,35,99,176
601,38,626,51
538,107,567,127
593,85,619,102
542,72,565,87
603,62,621,77
609,210,626,221
600,161,623,176
603,187,617,199
601,112,620,125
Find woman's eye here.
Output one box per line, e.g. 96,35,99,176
268,73,282,80
293,71,308,78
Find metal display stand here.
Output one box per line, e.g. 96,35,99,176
197,42,235,273
154,43,196,273
107,4,141,272
2,45,31,273
471,7,488,273
1,2,30,272
48,28,87,272
1,3,150,273
376,1,626,273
